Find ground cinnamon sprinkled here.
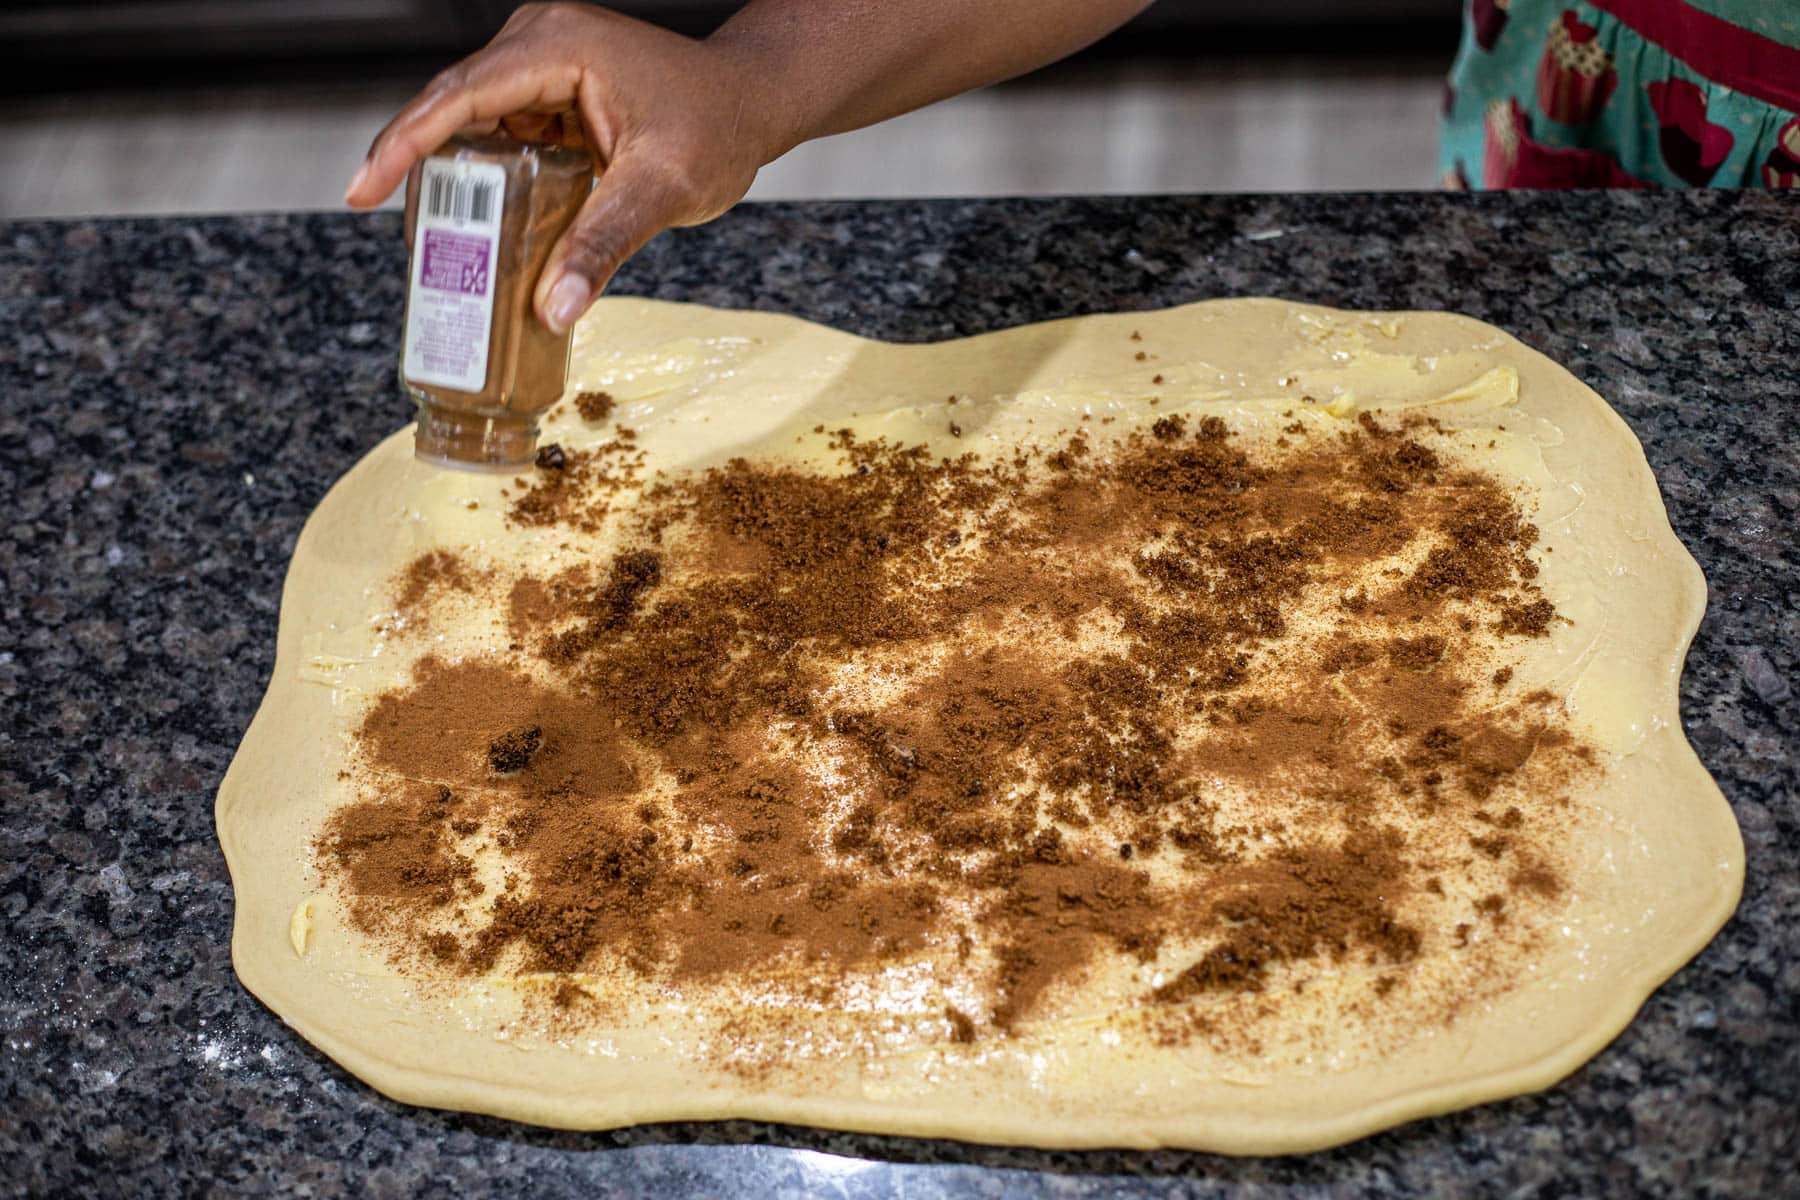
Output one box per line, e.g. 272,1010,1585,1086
1150,828,1418,1004
385,549,490,639
320,407,1594,1054
319,780,482,946
392,549,476,616
574,390,615,421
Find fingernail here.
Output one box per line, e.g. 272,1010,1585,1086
547,273,590,332
344,161,370,203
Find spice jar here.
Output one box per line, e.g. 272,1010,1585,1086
399,133,592,469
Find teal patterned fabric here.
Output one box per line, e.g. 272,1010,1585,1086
1441,0,1800,188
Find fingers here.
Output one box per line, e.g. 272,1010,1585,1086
534,157,687,333
500,111,559,143
346,52,579,208
500,108,588,150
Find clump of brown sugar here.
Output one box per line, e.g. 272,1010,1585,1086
506,431,646,533
574,390,615,422
487,725,542,773
1497,597,1557,637
320,403,1594,1050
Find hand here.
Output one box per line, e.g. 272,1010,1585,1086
348,0,1153,333
345,3,775,333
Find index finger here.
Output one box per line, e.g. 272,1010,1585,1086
346,50,581,207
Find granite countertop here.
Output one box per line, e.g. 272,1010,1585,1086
2,192,1795,1196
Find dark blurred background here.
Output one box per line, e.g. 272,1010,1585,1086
0,0,1461,217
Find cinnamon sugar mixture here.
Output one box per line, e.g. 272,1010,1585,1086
320,408,1595,1051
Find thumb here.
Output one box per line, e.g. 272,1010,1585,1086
534,156,685,334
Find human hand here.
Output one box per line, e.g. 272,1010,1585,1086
345,3,776,333
348,0,1153,333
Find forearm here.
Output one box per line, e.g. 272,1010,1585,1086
348,0,1153,327
711,0,1153,157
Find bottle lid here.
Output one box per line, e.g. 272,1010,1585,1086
413,400,539,471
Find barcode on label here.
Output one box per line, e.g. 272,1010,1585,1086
425,173,497,224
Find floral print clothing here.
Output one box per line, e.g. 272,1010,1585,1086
1442,0,1800,188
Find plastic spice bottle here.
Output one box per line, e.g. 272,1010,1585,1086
399,133,592,469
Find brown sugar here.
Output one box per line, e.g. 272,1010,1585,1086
487,725,542,773
1497,598,1557,637
320,405,1594,1049
574,390,616,422
505,431,646,534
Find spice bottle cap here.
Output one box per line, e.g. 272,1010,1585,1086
413,400,540,472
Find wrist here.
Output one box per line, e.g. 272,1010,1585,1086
704,19,814,163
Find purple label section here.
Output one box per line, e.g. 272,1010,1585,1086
419,228,491,296
408,301,490,385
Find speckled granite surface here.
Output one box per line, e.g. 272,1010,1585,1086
2,192,1795,1197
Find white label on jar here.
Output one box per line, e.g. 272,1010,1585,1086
402,157,507,394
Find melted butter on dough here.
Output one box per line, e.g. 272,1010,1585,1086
218,297,1741,1152
288,898,315,957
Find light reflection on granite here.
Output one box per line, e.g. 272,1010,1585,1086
1,193,1795,1196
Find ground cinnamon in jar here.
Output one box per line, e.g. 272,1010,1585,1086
400,133,591,469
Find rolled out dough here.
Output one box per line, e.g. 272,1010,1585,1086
217,297,1741,1153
